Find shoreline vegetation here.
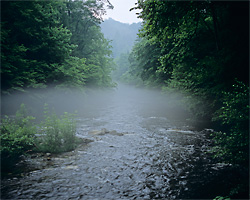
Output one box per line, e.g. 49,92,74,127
0,104,83,174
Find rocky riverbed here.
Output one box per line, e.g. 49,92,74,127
1,125,239,200
1,84,247,199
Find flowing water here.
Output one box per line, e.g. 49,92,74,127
1,84,241,199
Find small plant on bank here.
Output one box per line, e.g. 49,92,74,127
34,104,78,153
1,103,79,173
0,104,36,170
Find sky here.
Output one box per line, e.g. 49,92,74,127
103,0,142,24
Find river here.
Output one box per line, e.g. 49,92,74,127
1,84,243,199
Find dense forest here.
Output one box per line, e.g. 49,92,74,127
1,0,114,94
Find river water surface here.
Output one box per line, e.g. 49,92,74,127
1,84,241,199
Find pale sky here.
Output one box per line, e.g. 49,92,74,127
103,0,142,24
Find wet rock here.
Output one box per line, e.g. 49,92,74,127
89,129,106,135
89,128,125,136
77,137,94,144
110,130,124,136
63,165,79,170
166,128,195,135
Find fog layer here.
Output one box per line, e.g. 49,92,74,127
1,84,189,123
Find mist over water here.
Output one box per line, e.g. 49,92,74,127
2,83,243,199
1,83,189,125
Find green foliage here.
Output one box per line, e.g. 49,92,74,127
1,0,114,93
128,38,172,88
34,105,78,153
112,53,130,80
61,0,114,88
0,104,36,161
133,1,248,112
162,63,216,120
53,57,87,89
131,1,249,169
214,196,230,200
1,1,75,92
101,19,141,86
1,103,80,172
212,81,249,165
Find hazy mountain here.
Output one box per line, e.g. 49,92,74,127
101,18,141,58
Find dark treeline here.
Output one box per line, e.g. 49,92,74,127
1,0,114,94
124,1,249,198
119,0,249,181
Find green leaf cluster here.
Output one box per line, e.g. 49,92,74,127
1,0,114,93
34,105,77,153
0,104,79,171
212,81,249,165
0,104,36,167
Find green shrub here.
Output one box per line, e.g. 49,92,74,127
34,105,77,153
1,103,79,159
0,104,36,168
212,81,249,165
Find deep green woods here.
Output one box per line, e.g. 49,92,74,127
1,0,114,93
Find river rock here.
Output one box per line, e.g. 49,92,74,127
46,153,51,157
89,128,108,135
78,138,94,144
109,130,124,136
88,128,125,136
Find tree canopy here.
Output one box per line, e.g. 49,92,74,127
1,0,114,93
127,1,249,168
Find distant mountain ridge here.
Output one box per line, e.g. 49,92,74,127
101,18,141,58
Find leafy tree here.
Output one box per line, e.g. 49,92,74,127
1,0,115,93
132,0,249,166
212,81,249,165
133,0,249,118
1,1,75,92
131,2,249,198
112,53,130,81
128,37,170,87
61,0,114,87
